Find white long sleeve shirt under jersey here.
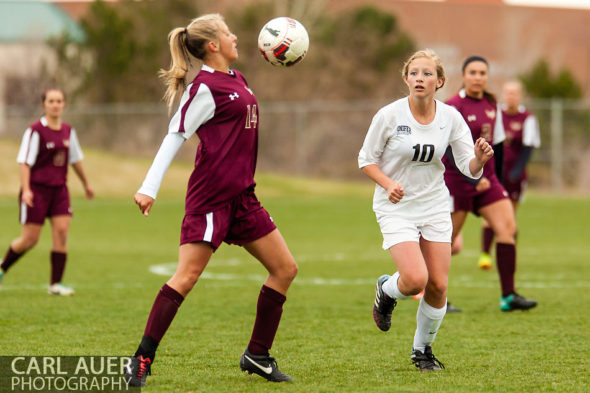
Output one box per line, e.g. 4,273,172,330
358,97,482,218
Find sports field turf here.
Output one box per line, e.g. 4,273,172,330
0,170,588,392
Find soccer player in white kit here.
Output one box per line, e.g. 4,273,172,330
358,49,493,371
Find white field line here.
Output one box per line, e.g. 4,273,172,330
147,261,590,288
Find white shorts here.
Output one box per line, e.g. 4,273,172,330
376,213,452,250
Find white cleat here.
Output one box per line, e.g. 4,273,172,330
48,283,75,296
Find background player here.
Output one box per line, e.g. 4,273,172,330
359,49,493,371
477,80,541,268
443,56,537,311
0,88,94,295
125,14,298,386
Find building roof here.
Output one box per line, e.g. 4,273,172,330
0,1,84,43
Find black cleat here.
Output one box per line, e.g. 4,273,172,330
446,301,462,313
124,355,152,387
372,274,397,331
240,349,292,382
411,346,445,371
500,292,537,311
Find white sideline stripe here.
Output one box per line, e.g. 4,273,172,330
147,263,590,288
203,212,213,242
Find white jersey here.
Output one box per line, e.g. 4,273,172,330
358,97,481,219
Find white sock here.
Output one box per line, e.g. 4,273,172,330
382,272,411,300
412,297,446,353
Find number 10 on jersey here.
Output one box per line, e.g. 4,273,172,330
412,144,435,162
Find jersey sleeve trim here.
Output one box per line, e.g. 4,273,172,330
17,128,40,166
68,129,84,163
168,82,216,140
522,115,541,148
492,104,506,144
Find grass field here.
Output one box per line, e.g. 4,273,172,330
0,154,589,392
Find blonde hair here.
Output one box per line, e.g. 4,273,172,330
159,14,224,112
401,49,446,90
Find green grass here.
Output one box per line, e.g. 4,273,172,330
0,178,589,392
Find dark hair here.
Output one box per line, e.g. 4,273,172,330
461,56,496,105
41,88,66,104
462,55,488,73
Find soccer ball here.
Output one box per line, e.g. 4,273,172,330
258,17,309,67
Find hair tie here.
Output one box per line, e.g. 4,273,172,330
183,27,188,35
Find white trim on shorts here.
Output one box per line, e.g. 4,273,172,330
203,212,214,242
449,195,455,213
20,201,27,225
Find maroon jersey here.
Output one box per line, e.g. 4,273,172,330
443,90,505,196
502,106,540,183
16,118,81,187
171,66,259,214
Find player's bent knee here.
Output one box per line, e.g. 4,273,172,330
22,237,40,250
496,222,517,242
274,261,298,282
427,279,448,297
402,274,428,295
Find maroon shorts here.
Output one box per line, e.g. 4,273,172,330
450,181,509,216
19,183,72,225
503,179,526,202
180,188,277,250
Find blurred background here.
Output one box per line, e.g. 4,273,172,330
1,0,589,194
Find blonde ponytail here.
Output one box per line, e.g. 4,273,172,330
159,27,190,112
159,14,225,113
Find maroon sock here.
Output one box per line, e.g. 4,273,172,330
1,247,24,272
143,284,185,345
247,285,287,356
496,243,516,297
50,251,67,284
482,227,494,254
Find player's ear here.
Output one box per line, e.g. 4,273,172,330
403,75,410,88
207,40,218,53
437,77,445,90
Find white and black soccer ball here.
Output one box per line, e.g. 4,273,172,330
258,17,309,67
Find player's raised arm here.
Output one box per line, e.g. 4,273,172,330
472,137,494,171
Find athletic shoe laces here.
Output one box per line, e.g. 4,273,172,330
136,356,151,379
413,346,445,370
423,347,445,369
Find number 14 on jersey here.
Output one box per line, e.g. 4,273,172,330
245,104,258,129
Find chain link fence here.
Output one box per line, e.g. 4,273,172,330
2,98,589,193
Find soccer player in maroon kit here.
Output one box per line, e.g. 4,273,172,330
443,56,537,312
124,14,298,386
0,88,94,295
477,80,541,268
